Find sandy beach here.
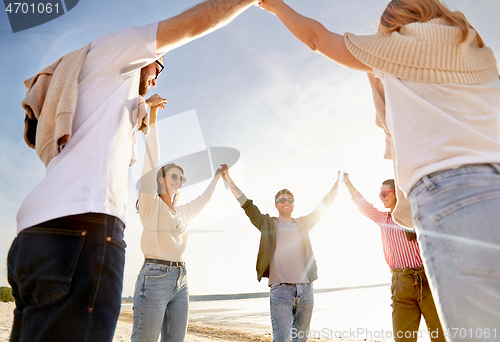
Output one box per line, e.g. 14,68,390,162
0,286,433,341
0,300,297,342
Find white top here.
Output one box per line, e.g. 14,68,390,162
138,126,219,262
375,71,500,194
268,218,310,286
17,23,160,232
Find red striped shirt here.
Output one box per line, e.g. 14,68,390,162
352,192,423,269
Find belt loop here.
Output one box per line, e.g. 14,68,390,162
422,175,436,190
491,163,500,174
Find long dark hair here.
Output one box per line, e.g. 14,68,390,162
136,163,184,211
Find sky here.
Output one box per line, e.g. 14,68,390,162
0,0,499,297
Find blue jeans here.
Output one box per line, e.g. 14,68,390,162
270,283,314,342
7,213,126,342
131,262,189,342
410,164,500,342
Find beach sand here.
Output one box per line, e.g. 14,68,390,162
114,297,334,342
0,300,303,342
0,286,431,341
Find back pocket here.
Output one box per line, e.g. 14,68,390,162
433,190,500,279
15,227,86,305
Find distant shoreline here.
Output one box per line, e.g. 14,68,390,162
122,283,390,303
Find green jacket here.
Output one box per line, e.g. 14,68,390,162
238,194,335,282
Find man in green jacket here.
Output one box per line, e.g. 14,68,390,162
222,167,340,342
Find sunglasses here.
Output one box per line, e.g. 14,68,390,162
276,198,294,204
379,190,395,198
169,173,186,184
154,60,164,80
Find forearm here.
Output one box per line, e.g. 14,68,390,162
179,177,219,220
327,181,339,200
272,2,327,52
149,106,159,126
223,174,245,200
344,179,357,197
265,1,370,71
157,0,257,54
141,126,159,194
352,193,384,223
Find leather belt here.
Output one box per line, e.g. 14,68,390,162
145,258,185,267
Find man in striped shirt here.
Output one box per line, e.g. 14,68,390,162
343,174,445,342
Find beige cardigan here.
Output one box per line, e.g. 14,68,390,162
22,43,91,167
344,18,499,228
22,43,149,167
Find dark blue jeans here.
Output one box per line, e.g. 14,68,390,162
7,213,126,342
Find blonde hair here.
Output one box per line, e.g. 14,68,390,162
378,0,484,47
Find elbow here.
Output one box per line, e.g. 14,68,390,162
306,33,321,53
308,42,319,53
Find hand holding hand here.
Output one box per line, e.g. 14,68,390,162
258,0,284,14
215,164,229,180
145,94,168,109
343,172,350,183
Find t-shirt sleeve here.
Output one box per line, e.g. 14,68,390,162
89,22,161,78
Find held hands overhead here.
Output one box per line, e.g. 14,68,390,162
258,0,283,14
343,172,350,183
146,94,168,110
146,94,167,124
215,164,229,180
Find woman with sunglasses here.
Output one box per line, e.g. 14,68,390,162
343,173,445,342
258,0,500,338
131,96,226,342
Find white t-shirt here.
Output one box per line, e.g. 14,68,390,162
375,71,500,194
268,218,310,286
17,23,160,232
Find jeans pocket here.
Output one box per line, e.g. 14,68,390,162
270,283,283,291
433,190,500,279
145,265,171,279
14,227,86,305
107,237,127,249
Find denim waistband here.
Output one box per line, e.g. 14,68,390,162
37,213,125,230
411,163,500,195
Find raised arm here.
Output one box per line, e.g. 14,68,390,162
138,95,168,215
344,173,386,223
140,95,167,193
221,166,246,200
222,166,271,231
343,172,359,197
157,0,258,54
323,176,341,205
258,0,371,72
176,164,227,220
298,174,340,229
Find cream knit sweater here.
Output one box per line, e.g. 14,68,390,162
344,18,499,228
345,18,498,84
